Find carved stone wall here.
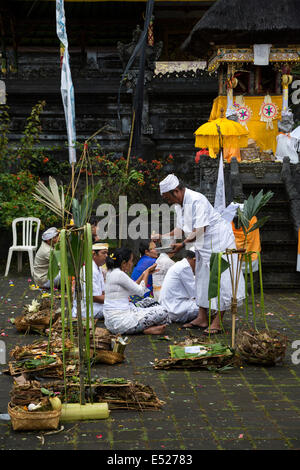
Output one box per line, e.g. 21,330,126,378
4,50,218,186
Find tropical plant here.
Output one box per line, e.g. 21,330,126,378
0,171,60,229
0,101,70,177
207,190,274,348
33,147,102,405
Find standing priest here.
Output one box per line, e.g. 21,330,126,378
154,174,244,335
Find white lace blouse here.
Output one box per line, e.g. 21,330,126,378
103,268,149,334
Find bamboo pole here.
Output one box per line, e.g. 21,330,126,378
126,110,136,175
72,162,75,199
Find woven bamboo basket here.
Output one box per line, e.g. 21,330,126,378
8,402,61,431
92,349,124,365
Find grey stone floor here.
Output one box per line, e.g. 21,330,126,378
0,272,300,450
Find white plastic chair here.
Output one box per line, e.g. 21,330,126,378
4,217,41,277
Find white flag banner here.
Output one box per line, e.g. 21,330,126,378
214,151,226,214
297,229,300,272
56,0,76,164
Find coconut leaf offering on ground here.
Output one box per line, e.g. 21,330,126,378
154,339,238,370
38,378,164,411
16,356,57,370
15,297,60,333
170,343,233,359
8,354,63,377
10,338,74,361
10,381,52,407
235,328,288,365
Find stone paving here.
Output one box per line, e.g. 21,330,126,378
1,271,300,451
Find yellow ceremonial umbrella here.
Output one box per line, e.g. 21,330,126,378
194,115,249,162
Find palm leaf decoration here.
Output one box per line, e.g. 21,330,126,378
237,190,274,237
33,176,70,220
72,180,102,227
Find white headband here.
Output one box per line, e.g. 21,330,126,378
92,243,109,251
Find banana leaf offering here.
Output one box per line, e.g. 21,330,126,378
16,356,57,370
154,341,237,370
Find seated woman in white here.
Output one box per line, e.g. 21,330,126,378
103,247,170,335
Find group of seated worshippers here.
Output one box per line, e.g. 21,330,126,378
32,226,199,335
76,240,200,335
32,187,260,336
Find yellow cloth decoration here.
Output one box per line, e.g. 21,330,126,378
232,216,261,261
194,117,248,161
210,96,282,154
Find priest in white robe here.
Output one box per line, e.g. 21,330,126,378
155,174,244,335
159,250,198,323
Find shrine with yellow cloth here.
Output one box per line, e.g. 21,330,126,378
210,95,282,155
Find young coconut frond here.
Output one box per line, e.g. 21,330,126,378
72,181,102,227
237,190,274,236
33,176,70,221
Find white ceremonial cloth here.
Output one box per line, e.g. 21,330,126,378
72,260,105,319
159,258,198,323
276,134,299,164
152,253,175,301
253,44,272,66
103,268,149,333
175,188,245,310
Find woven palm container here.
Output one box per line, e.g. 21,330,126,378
8,402,61,431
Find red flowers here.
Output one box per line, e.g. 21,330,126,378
43,157,49,164
195,149,209,163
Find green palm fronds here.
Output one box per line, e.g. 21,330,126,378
33,176,70,221
238,190,274,236
72,181,102,227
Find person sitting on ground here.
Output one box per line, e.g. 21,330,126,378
103,247,170,335
131,239,158,297
152,250,175,302
159,250,199,324
72,243,108,321
33,227,60,289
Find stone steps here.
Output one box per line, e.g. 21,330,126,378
241,180,300,289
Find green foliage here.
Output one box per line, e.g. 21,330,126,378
0,101,69,177
80,144,174,207
0,105,10,172
208,252,230,300
0,171,60,229
237,190,274,236
72,181,102,227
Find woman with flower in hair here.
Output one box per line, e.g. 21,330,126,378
103,247,169,335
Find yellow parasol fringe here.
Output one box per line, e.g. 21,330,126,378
194,117,249,159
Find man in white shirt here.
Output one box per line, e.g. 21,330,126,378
33,227,60,288
72,242,108,320
159,250,198,323
152,252,175,301
156,174,244,335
